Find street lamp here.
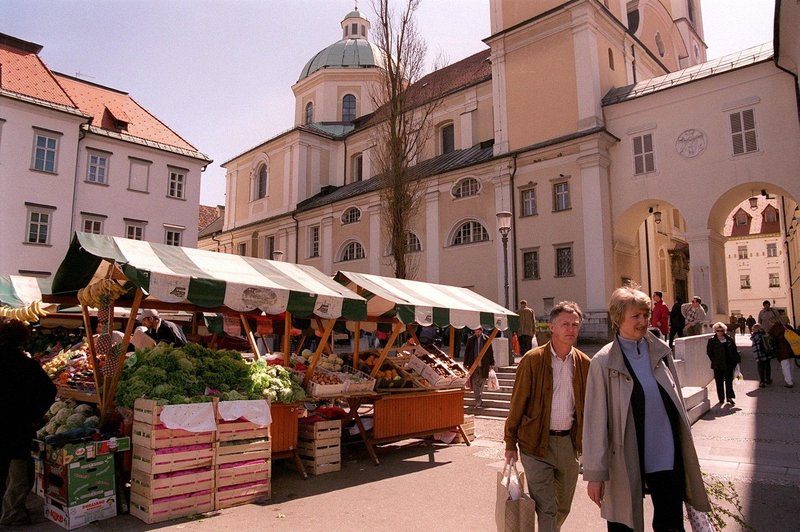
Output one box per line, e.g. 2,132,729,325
496,211,512,309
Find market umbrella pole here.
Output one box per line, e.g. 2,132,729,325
239,314,260,360
80,304,103,408
302,318,336,386
466,327,499,377
103,288,143,421
367,321,404,379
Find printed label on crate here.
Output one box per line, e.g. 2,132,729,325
44,495,116,530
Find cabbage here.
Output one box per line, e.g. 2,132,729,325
48,401,67,416
84,416,100,429
53,408,73,424
74,404,94,416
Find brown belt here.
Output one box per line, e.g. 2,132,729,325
549,429,571,436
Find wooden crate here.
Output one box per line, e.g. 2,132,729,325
296,437,340,460
132,398,166,426
453,414,476,444
129,489,213,524
216,458,271,488
217,419,269,442
297,419,341,441
299,458,341,475
214,481,270,509
132,421,214,449
132,445,214,475
215,439,271,465
130,467,213,499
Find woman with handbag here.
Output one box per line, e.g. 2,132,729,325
706,322,741,406
769,322,795,388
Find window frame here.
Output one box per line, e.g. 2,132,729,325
632,133,655,175
32,130,60,173
25,204,55,245
81,216,104,235
340,241,366,262
766,243,778,258
452,177,480,199
341,206,362,225
554,244,574,277
735,212,748,225
125,220,146,241
768,272,780,288
342,94,356,122
237,242,247,256
737,246,748,260
308,225,320,258
164,228,183,247
86,150,110,184
351,153,363,183
740,274,751,289
520,187,537,217
168,168,187,200
730,108,758,155
405,231,422,253
451,220,490,246
305,102,314,125
253,164,268,200
440,122,455,155
552,181,571,212
523,249,540,280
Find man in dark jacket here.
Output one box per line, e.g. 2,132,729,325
140,309,187,347
463,327,494,408
668,298,685,349
0,318,56,525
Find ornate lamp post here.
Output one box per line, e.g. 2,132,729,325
496,211,512,309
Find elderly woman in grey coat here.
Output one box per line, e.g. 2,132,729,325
582,287,710,531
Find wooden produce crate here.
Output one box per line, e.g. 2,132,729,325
216,458,271,488
130,467,213,500
453,414,476,444
129,489,213,524
297,419,341,440
132,421,214,449
131,445,214,475
215,439,271,466
214,480,270,509
132,398,167,426
217,419,269,442
297,420,341,475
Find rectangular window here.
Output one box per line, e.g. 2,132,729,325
33,132,59,173
26,208,53,244
309,225,320,258
168,169,186,199
523,250,539,279
441,124,455,154
553,182,571,212
237,242,247,256
126,222,145,240
129,158,150,192
737,246,748,259
730,109,757,155
521,188,537,217
767,243,777,257
264,236,275,259
82,218,103,234
86,152,108,184
769,273,780,287
633,133,655,174
555,245,573,277
351,154,363,183
740,275,751,289
165,229,182,247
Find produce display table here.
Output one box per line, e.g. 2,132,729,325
269,403,307,479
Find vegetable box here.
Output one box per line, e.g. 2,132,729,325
46,436,130,466
44,454,115,506
130,467,214,500
44,494,117,530
129,489,213,524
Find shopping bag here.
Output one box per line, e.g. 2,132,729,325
512,333,521,357
685,502,716,532
784,328,800,357
496,463,536,532
487,369,500,391
733,364,744,386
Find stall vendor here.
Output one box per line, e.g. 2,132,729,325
140,309,187,347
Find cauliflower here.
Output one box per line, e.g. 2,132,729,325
74,404,94,416
53,408,73,424
83,416,100,429
48,401,67,416
66,413,87,429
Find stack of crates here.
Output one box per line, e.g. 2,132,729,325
129,399,215,524
43,453,117,530
453,414,476,444
297,419,342,475
214,413,271,509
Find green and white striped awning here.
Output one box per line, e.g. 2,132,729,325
0,275,51,308
51,233,367,320
334,271,518,331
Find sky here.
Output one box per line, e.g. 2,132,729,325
3,0,776,207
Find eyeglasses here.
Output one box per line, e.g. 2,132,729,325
714,329,724,332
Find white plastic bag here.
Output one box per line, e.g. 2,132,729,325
500,462,523,500
487,369,500,391
734,363,744,386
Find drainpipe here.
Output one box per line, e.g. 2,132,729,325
291,211,299,264
781,196,796,324
509,153,519,307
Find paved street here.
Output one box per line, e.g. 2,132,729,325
8,336,799,531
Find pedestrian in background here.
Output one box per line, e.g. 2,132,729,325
769,321,795,388
464,327,494,408
682,296,707,336
668,297,685,349
750,324,772,388
504,301,591,532
746,315,756,334
516,299,536,355
706,322,741,406
758,300,781,331
583,286,710,531
650,291,669,338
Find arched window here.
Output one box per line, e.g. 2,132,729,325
451,220,489,246
452,177,480,198
305,102,314,124
406,231,422,252
340,241,365,262
341,206,361,224
342,94,356,122
440,123,455,154
255,165,267,200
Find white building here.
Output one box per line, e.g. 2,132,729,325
0,33,211,277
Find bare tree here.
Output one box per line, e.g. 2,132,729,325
369,0,440,279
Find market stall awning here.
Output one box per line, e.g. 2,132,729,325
51,232,367,320
334,271,518,331
0,275,51,308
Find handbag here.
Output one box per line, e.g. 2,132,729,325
487,369,500,391
495,462,536,532
784,328,800,357
685,502,716,532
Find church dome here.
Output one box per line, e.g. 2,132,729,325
297,9,384,82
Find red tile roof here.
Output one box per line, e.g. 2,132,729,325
0,37,76,108
198,205,223,231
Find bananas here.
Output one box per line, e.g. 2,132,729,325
77,279,128,308
0,299,49,324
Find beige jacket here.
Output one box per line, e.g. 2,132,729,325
582,333,710,530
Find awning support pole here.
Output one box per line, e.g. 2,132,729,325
240,314,259,360
467,327,499,377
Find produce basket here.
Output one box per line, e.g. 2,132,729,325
305,368,346,397
336,365,376,394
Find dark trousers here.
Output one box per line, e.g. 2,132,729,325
518,334,533,355
607,469,686,532
757,360,772,384
668,326,684,349
713,368,735,402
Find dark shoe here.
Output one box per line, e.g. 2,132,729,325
475,400,483,408
728,399,735,406
759,382,766,388
785,384,794,388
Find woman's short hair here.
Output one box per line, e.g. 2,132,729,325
713,322,727,333
608,286,650,331
0,317,30,347
549,301,583,323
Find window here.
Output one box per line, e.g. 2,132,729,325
125,222,145,240
351,153,363,183
168,169,186,199
608,48,614,70
342,94,356,122
452,177,480,198
406,231,422,253
633,134,655,174
769,273,780,287
553,181,571,212
33,131,59,173
238,242,247,256
305,102,314,124
309,225,320,258
441,123,455,154
521,188,537,217
555,245,573,277
26,206,54,244
764,208,777,223
730,109,757,155
737,246,748,260
740,275,751,289
165,228,182,247
735,212,748,225
767,243,778,257
523,250,539,279
452,221,489,246
254,165,267,200
342,207,361,224
82,217,103,234
340,241,365,262
86,151,108,184
351,23,358,35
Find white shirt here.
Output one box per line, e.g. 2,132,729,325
549,345,575,431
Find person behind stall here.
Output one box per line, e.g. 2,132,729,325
750,324,772,387
140,309,187,347
463,327,494,408
0,317,56,526
706,322,741,406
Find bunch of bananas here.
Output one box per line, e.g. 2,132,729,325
0,300,49,325
77,279,128,308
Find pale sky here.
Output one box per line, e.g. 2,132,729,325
3,0,776,206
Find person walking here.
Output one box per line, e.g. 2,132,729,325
706,322,741,406
769,321,795,388
681,296,707,336
464,327,494,408
516,299,536,355
737,315,747,335
650,291,669,338
668,298,685,349
583,286,710,531
758,300,781,331
504,301,591,532
750,324,772,387
746,315,756,334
